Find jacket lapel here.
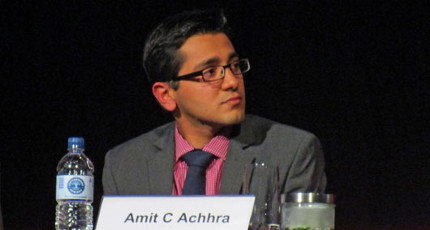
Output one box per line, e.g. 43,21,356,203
220,139,255,194
220,116,261,194
147,123,175,195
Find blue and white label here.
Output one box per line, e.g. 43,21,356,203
56,175,93,201
68,177,85,194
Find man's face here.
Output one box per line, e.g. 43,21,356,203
172,33,246,129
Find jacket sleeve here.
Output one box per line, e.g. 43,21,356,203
102,150,119,195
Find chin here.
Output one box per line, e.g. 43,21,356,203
222,112,245,125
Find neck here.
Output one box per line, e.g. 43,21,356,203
175,119,231,149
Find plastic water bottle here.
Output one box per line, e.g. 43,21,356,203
55,137,94,230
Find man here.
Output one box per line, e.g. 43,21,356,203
103,10,326,197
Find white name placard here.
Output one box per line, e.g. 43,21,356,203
96,195,255,230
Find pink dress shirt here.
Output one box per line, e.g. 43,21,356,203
173,125,229,195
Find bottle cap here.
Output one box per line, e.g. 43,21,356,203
68,137,85,149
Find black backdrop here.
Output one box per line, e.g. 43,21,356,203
1,1,429,229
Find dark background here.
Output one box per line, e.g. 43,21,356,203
1,1,429,229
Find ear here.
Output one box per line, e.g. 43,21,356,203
152,82,177,112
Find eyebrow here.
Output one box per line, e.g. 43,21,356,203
193,52,239,71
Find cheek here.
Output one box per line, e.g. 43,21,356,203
177,90,212,109
194,93,218,109
176,83,222,109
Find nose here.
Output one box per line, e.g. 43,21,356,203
221,67,241,90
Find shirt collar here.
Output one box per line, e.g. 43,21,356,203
174,123,230,162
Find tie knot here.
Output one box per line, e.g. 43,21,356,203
181,150,215,168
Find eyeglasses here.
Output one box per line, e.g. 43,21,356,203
171,58,250,82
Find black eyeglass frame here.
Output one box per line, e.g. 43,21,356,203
170,58,250,82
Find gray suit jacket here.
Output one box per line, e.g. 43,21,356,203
103,115,326,196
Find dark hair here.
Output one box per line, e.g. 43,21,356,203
143,9,230,85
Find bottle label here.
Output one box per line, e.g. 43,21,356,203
56,175,94,201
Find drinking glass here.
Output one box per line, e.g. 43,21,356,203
242,162,280,230
282,193,335,230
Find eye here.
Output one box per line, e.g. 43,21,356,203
231,62,240,70
202,67,218,77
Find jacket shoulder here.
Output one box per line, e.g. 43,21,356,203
242,114,317,143
107,122,174,159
